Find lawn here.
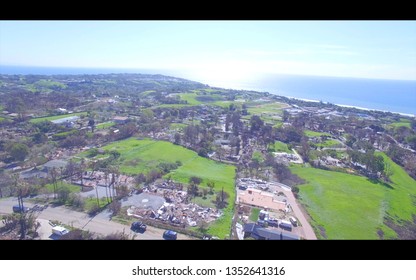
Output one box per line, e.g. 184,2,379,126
35,79,67,89
45,182,81,194
30,112,87,124
314,139,342,148
304,130,331,137
96,121,116,130
179,93,202,105
249,208,260,222
178,92,243,109
388,121,411,129
269,141,293,153
83,138,236,238
290,152,416,239
169,123,187,131
247,102,288,115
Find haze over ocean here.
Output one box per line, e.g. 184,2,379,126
1,65,415,116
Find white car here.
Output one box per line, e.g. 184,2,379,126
52,226,69,236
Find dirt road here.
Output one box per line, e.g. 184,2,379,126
277,184,317,240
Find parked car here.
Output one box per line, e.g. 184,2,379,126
131,221,147,233
163,230,177,240
267,219,279,228
279,220,293,231
52,226,69,236
289,217,298,227
12,205,30,213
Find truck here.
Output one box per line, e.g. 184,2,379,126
12,205,30,213
52,226,69,236
279,220,293,231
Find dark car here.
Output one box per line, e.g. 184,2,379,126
12,205,30,213
130,221,147,233
163,230,177,240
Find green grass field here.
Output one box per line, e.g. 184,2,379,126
247,102,287,115
179,93,203,105
291,153,416,239
30,112,87,124
169,123,187,131
304,130,331,137
45,182,81,194
249,208,260,222
35,79,67,89
388,121,411,129
314,139,342,148
96,121,116,130
269,141,293,153
84,138,236,238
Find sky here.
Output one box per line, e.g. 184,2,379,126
1,20,416,82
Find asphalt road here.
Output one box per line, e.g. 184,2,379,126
0,197,192,240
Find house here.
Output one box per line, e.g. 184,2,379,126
56,108,68,113
113,116,129,124
243,223,299,240
20,167,48,180
51,116,79,128
43,159,68,173
238,188,286,211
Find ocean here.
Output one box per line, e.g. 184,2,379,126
1,65,416,116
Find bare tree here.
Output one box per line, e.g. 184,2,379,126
50,167,59,199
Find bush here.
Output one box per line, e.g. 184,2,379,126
87,204,101,216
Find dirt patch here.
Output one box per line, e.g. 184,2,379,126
384,215,416,240
318,225,327,239
377,228,384,239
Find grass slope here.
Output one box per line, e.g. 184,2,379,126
269,141,293,153
95,138,236,238
304,130,331,137
291,153,416,239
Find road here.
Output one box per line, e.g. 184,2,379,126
274,182,317,240
0,197,192,240
291,149,304,164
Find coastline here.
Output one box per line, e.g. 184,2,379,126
284,96,416,118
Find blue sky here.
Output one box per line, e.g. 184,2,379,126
1,20,415,81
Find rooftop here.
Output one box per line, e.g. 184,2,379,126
238,188,286,211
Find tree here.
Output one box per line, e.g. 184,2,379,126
282,110,289,122
57,185,71,203
215,188,229,209
174,133,181,145
406,135,416,150
215,145,225,162
8,143,29,161
0,172,12,198
202,188,208,199
189,176,202,186
50,167,59,199
207,181,215,195
383,161,394,182
250,115,264,134
88,118,95,133
187,176,202,198
108,200,122,216
411,119,416,131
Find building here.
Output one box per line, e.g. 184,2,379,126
51,116,79,125
243,223,299,240
238,188,286,211
113,116,129,124
43,159,68,172
20,167,48,180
